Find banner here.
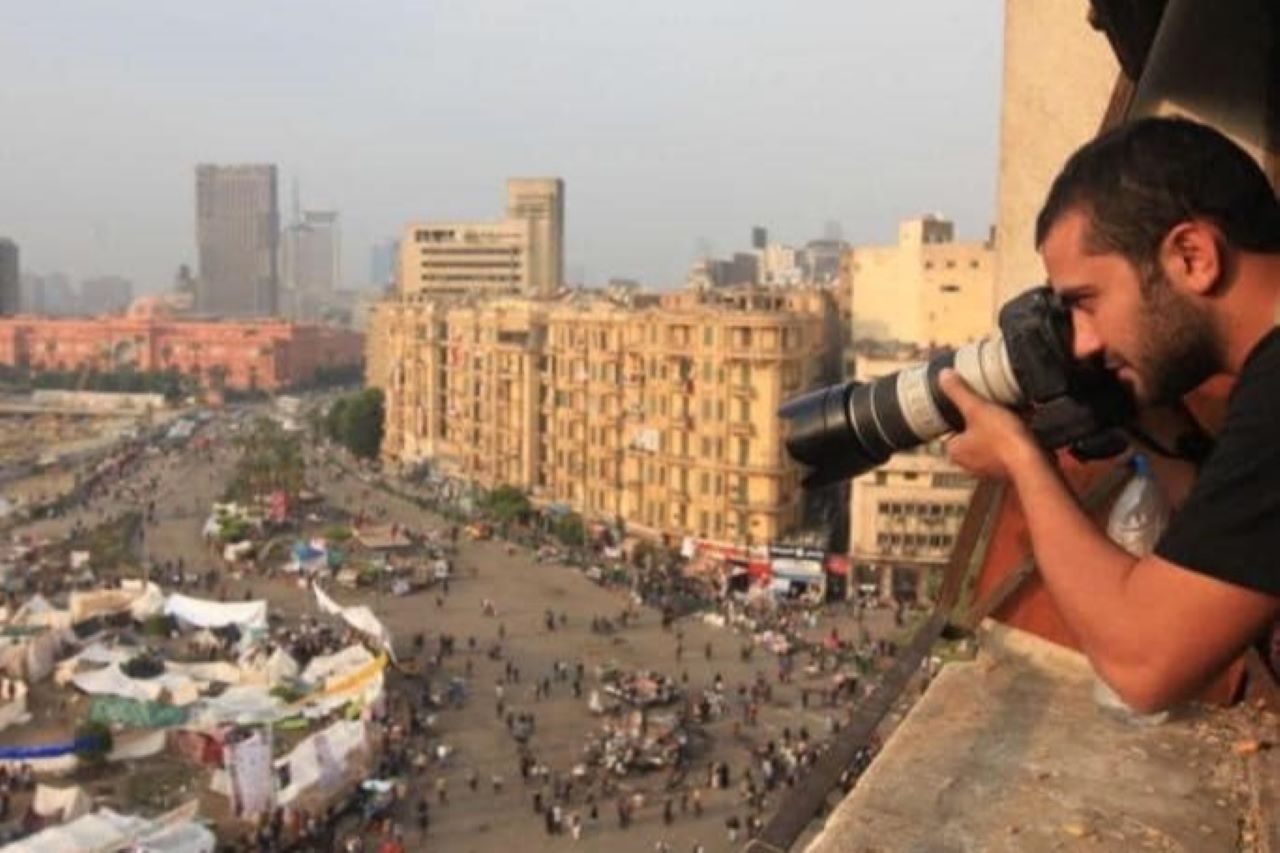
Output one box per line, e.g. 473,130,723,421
226,730,276,818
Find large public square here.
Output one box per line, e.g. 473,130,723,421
2,404,912,852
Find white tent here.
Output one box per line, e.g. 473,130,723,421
2,807,213,853
32,784,92,822
313,585,396,662
164,594,267,632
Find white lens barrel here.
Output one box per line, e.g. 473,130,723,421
895,365,952,441
953,335,1023,406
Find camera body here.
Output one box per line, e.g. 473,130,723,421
780,286,1133,488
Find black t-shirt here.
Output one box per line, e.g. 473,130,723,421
1155,328,1280,597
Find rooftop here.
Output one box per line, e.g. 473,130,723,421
806,622,1276,852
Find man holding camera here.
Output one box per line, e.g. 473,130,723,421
939,116,1280,713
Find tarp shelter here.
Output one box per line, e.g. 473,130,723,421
165,594,267,632
33,784,92,821
275,719,368,805
0,626,67,681
72,663,201,706
313,586,397,662
0,678,29,731
2,807,214,853
10,595,72,630
354,525,411,551
69,588,142,624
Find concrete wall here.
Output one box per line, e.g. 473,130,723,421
993,1,1119,305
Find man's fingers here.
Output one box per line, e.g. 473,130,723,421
938,369,980,415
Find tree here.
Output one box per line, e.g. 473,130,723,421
227,417,306,502
326,388,385,460
552,512,586,547
482,485,532,524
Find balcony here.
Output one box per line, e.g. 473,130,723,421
729,421,755,438
805,622,1275,853
730,383,756,398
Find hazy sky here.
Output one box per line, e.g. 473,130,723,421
1,1,1003,293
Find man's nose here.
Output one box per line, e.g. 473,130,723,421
1071,311,1102,360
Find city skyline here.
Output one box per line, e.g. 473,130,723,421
0,1,1003,295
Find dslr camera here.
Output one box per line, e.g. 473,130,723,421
779,286,1134,488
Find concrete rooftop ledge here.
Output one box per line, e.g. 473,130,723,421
806,622,1276,852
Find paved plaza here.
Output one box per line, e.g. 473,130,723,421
12,409,905,851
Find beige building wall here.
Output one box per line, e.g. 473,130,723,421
996,0,1277,305
394,176,566,300
376,286,838,547
850,215,995,347
399,220,531,297
993,1,1119,304
363,301,395,391
506,178,565,297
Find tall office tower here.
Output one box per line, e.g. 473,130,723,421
282,210,340,320
751,226,768,251
0,239,18,316
195,164,280,316
505,178,564,297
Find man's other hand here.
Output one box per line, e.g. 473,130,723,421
939,368,1041,479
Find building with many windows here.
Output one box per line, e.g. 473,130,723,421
399,178,564,299
0,299,362,392
195,164,280,317
845,215,997,599
846,344,978,599
848,215,995,347
376,286,839,546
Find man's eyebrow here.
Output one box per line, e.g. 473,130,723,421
1054,282,1096,301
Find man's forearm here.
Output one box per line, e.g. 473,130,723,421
1004,446,1148,675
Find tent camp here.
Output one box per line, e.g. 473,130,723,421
164,594,267,632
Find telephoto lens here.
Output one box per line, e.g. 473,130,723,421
778,336,1022,488
780,285,1104,489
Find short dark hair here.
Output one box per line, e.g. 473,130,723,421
1035,116,1280,269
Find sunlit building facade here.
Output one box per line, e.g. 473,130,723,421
377,287,838,545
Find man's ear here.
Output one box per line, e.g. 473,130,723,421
1160,220,1223,296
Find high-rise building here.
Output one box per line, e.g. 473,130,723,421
79,276,134,315
282,210,340,320
398,178,564,299
0,239,18,316
505,178,564,297
195,164,280,317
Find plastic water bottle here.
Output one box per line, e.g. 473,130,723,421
1093,454,1171,724
1105,454,1170,558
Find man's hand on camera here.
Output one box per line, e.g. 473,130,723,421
939,368,1042,479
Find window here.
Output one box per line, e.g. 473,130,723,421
933,472,975,489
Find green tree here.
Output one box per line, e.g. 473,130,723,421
552,512,586,547
482,485,532,524
227,417,306,502
326,388,385,459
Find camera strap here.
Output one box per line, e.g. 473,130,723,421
745,479,1007,853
